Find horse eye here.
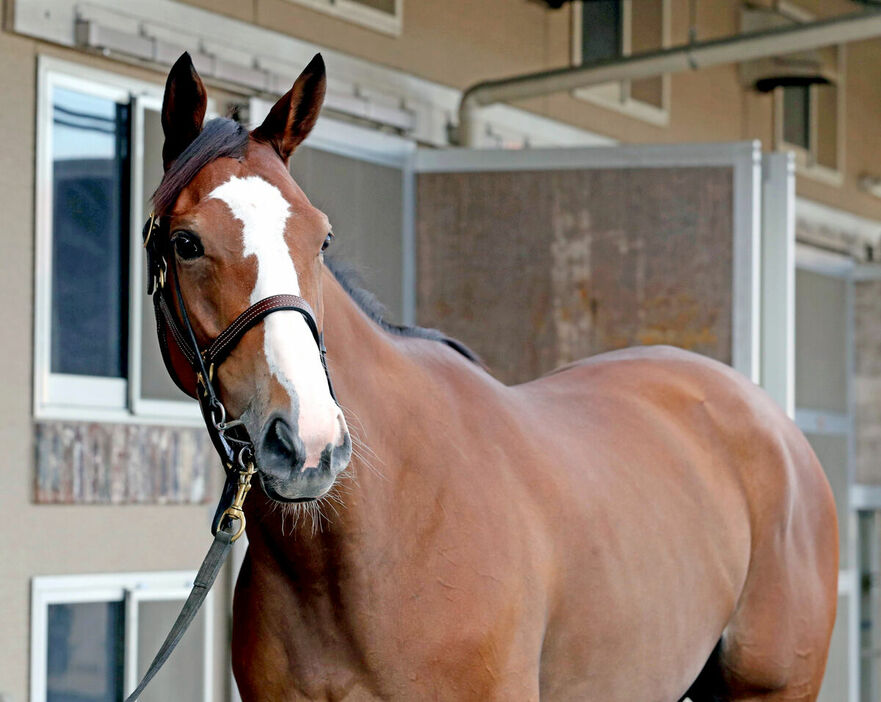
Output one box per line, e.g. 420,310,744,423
321,233,334,252
172,231,204,261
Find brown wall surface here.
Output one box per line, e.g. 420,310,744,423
417,166,733,384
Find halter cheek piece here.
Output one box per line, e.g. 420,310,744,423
143,211,337,538
126,213,340,702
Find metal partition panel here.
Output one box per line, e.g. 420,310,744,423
414,142,762,386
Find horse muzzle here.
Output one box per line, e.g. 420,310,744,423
255,413,352,502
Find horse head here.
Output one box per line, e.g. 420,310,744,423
153,52,351,503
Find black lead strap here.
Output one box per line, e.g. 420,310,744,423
124,526,234,702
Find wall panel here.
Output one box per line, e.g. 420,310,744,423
417,166,734,384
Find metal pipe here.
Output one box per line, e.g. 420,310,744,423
458,8,881,145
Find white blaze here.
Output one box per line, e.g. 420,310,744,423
209,175,340,467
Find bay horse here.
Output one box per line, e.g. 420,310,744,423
153,53,838,701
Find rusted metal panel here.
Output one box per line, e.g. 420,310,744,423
34,421,216,504
417,167,734,384
855,279,881,485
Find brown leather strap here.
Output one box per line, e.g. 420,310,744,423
203,294,317,367
158,294,198,367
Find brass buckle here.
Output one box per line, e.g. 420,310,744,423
199,352,216,383
143,211,157,248
220,459,257,542
157,257,167,290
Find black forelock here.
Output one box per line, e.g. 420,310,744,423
152,118,249,214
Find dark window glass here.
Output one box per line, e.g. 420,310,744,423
47,601,125,702
50,86,130,377
783,85,810,150
351,0,395,13
581,0,622,64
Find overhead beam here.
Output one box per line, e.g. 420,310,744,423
458,9,881,145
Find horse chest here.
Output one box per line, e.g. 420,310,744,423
232,539,547,701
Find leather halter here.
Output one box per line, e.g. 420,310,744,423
142,212,337,536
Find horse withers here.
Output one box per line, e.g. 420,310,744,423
151,52,838,701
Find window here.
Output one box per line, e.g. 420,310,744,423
34,58,201,423
761,3,845,184
281,0,402,36
777,63,843,184
570,0,671,125
31,572,213,702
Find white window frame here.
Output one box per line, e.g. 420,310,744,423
771,2,846,187
34,56,201,425
31,571,214,702
281,0,402,36
570,0,671,127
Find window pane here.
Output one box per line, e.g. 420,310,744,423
139,106,187,402
783,85,810,150
815,83,838,170
350,0,395,13
795,269,848,413
136,600,205,702
47,601,124,702
51,86,130,377
581,0,622,64
290,147,405,322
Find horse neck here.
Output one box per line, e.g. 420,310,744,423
245,267,451,572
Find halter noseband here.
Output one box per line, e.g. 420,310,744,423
142,212,336,538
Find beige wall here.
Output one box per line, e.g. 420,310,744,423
170,0,881,222
0,18,234,702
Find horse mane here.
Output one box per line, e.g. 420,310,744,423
325,257,483,367
153,118,249,214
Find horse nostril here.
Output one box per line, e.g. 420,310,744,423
272,417,294,451
260,416,303,469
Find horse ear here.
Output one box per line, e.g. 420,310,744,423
161,52,207,171
252,53,326,163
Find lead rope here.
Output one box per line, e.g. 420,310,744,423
124,525,234,701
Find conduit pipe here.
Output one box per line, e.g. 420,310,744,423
458,9,881,146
